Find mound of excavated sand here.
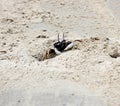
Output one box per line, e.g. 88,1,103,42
0,36,120,106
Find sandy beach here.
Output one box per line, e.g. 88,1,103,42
0,0,120,106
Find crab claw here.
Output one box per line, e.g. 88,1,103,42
54,48,61,55
64,42,74,51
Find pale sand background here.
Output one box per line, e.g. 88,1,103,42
0,0,120,106
107,0,120,23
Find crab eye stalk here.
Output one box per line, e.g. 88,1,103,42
63,33,64,40
58,33,60,42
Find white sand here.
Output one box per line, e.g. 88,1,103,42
0,0,120,106
107,0,120,24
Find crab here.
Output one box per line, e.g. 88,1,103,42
53,33,74,54
47,33,74,57
33,33,74,61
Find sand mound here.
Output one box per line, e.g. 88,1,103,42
1,36,120,106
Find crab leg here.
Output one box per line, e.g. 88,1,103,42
64,42,74,51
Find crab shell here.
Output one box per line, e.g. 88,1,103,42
43,42,74,60
54,42,74,55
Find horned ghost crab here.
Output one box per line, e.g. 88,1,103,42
44,33,74,60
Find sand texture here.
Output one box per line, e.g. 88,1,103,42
0,0,120,106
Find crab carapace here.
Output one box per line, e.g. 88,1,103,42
53,33,74,54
